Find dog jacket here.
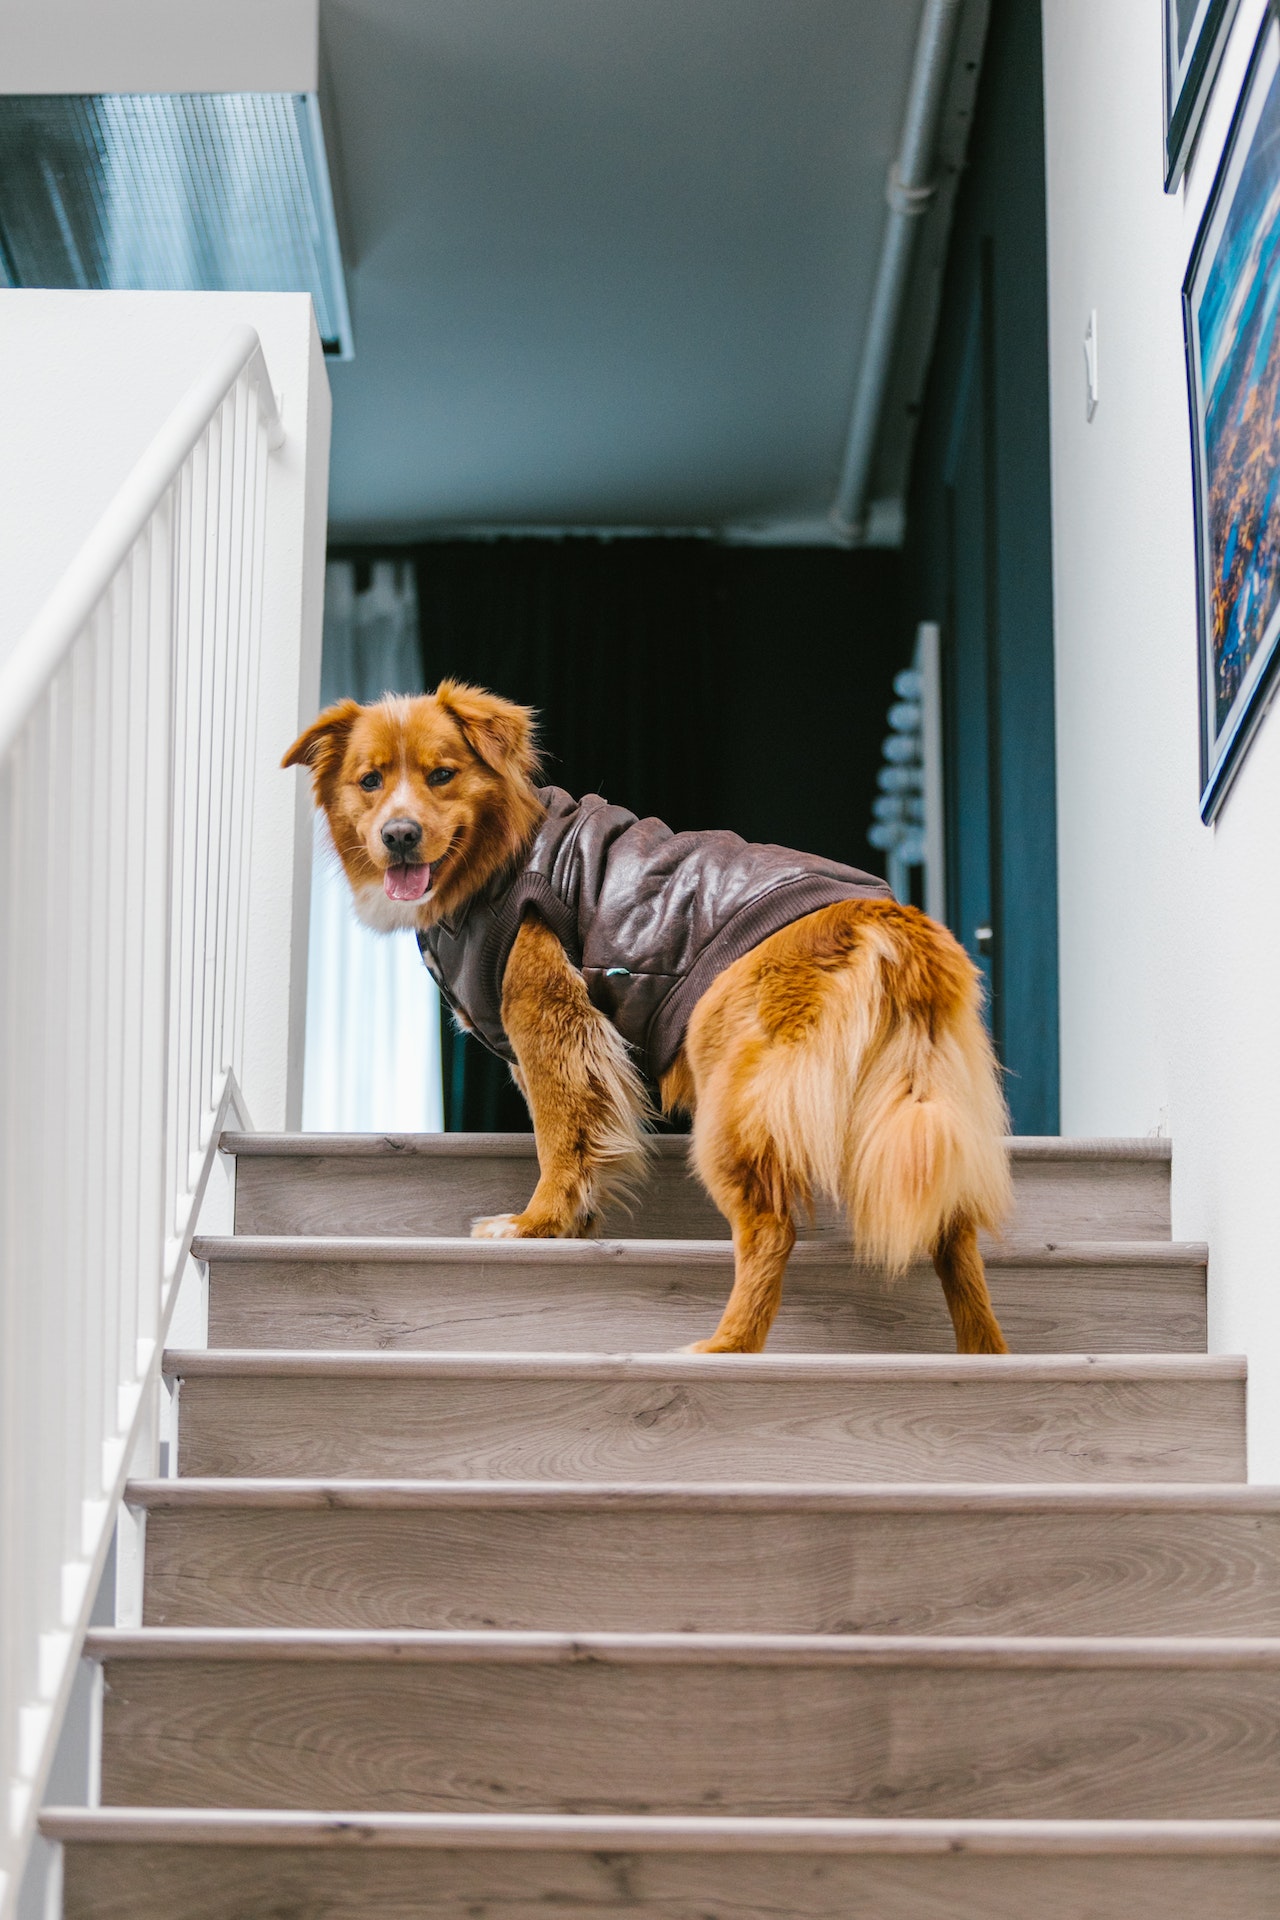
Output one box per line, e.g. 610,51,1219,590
417,785,892,1081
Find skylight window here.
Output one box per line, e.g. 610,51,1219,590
0,92,352,356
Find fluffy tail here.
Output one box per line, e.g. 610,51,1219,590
753,904,1011,1273
851,931,1010,1271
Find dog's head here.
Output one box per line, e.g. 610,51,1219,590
283,681,542,932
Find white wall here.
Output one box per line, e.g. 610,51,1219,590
1043,0,1280,1477
0,290,331,1127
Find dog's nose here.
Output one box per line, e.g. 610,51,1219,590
381,817,423,857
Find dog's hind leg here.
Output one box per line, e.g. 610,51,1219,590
672,967,801,1353
471,913,648,1240
685,1198,795,1353
932,1214,1009,1354
684,1106,796,1352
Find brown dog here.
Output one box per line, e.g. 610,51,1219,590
285,681,1012,1354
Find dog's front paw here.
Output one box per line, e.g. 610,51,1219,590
471,1205,594,1239
471,1213,529,1239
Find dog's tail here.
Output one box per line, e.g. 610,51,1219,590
761,903,1011,1273
844,908,1010,1270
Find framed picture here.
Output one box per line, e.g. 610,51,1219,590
1166,0,1243,190
1184,1,1280,820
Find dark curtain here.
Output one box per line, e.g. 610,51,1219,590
415,536,727,823
330,536,904,1130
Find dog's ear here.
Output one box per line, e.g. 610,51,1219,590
282,699,363,778
435,681,539,780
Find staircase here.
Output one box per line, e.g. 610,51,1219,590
42,1131,1280,1918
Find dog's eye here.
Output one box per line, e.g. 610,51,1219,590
427,766,456,788
358,770,383,791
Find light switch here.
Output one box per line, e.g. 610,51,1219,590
1083,309,1099,421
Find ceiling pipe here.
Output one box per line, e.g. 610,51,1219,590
830,0,966,541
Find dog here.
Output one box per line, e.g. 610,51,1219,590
285,680,1012,1355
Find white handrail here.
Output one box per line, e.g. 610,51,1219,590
0,326,286,1915
0,325,281,762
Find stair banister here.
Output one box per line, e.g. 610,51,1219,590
0,327,281,761
0,324,293,1916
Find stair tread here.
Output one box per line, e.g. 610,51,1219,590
170,1349,1243,1481
37,1806,1280,1853
226,1131,1173,1247
162,1348,1243,1380
222,1132,1174,1162
125,1476,1280,1510
84,1627,1280,1665
194,1233,1205,1266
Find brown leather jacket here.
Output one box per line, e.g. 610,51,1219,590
417,786,891,1081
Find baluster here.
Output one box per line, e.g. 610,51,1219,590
0,328,287,1892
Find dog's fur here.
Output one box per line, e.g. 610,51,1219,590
285,682,1012,1354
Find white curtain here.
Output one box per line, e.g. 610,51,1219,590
301,560,443,1131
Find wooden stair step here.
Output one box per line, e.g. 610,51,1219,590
41,1808,1280,1920
46,1128,1253,1915
163,1351,1245,1484
197,1233,1207,1355
129,1477,1280,1636
225,1132,1173,1244
87,1628,1280,1820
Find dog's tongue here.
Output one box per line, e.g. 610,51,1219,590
384,863,431,902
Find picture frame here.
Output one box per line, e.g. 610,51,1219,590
1166,0,1243,190
1184,0,1280,820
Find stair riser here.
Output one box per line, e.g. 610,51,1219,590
96,1656,1280,1818
232,1152,1171,1244
141,1505,1280,1635
56,1841,1280,1920
205,1252,1206,1354
173,1374,1245,1484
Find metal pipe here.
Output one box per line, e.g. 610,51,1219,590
830,0,966,539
